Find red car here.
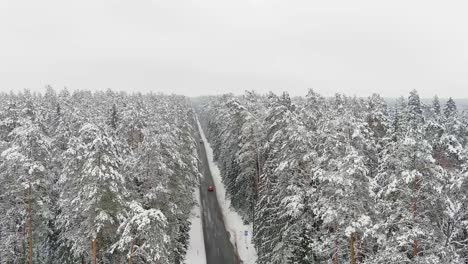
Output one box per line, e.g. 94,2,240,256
208,185,214,192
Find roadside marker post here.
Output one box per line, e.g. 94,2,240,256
244,230,248,249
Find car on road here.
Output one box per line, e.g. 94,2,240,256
208,185,214,192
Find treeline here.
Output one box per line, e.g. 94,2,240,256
195,90,468,264
0,87,199,263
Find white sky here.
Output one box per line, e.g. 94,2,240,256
0,0,467,98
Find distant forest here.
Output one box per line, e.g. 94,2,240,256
385,97,468,111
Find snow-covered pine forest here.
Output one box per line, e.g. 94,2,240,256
195,89,468,264
0,87,200,263
1,87,467,264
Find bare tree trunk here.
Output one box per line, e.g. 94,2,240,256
253,142,260,231
333,238,339,264
356,235,362,263
412,175,420,257
129,240,133,264
28,184,33,264
412,240,419,257
333,227,339,264
254,128,261,196
254,150,260,186
92,239,97,264
350,234,355,264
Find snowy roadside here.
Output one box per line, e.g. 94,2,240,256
184,187,207,264
197,118,258,264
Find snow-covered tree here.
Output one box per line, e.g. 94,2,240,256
444,98,458,119
0,100,52,263
195,89,468,263
57,123,128,262
111,201,169,263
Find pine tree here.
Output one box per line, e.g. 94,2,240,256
444,98,458,119
254,92,294,264
58,124,128,262
111,201,170,263
432,95,441,116
0,100,52,263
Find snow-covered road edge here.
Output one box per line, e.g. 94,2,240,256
197,117,258,264
184,187,207,264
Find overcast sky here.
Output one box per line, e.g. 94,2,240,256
0,0,467,98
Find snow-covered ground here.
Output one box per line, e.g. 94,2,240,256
197,118,258,264
185,188,207,264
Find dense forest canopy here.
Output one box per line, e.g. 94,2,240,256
0,87,200,263
1,87,467,264
195,89,468,264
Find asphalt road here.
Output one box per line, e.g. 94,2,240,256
196,129,238,264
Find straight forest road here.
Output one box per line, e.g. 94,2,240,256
195,126,238,264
